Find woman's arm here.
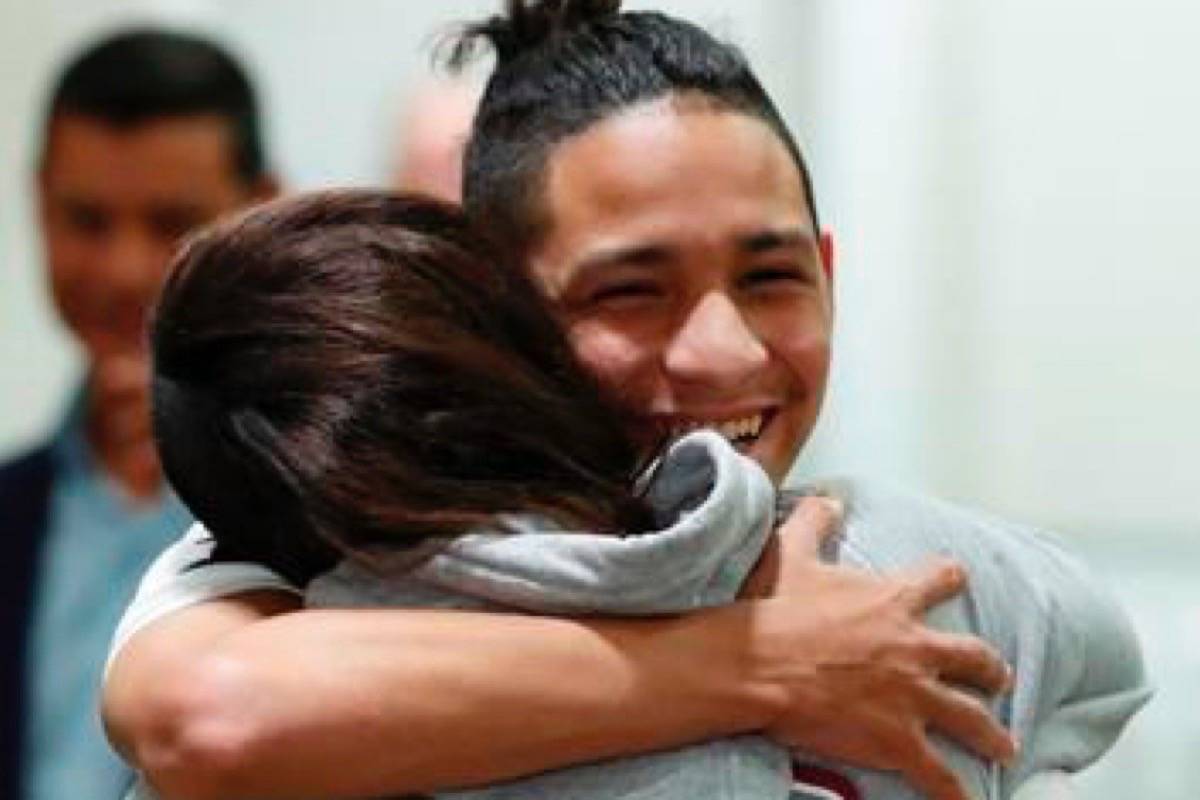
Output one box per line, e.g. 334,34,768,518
103,502,1016,800
106,596,779,800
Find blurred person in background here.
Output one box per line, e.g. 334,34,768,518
389,76,481,202
0,28,276,800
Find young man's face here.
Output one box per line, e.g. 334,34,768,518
530,100,834,484
39,113,264,364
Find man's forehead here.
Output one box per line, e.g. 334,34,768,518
542,107,805,213
44,113,240,178
41,113,248,206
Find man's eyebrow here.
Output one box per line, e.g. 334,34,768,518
738,227,816,254
566,227,817,279
572,243,671,275
148,200,210,216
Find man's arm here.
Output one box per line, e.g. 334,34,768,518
103,501,1016,800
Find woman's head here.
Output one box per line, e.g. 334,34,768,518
152,189,651,584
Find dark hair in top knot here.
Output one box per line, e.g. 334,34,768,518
451,0,622,67
450,1,821,260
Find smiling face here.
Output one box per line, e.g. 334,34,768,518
39,113,261,363
530,98,834,484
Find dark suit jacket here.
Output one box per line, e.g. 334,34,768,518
0,444,55,800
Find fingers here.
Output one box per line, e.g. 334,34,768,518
925,629,1013,696
761,496,845,597
902,557,968,610
777,494,843,554
902,560,1015,698
923,683,1019,766
904,740,972,800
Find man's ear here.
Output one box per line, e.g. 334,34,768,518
818,229,835,285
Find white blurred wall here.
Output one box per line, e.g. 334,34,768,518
972,0,1200,539
793,6,1200,795
799,1,1200,544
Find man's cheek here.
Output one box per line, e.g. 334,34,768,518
569,324,645,386
784,333,832,386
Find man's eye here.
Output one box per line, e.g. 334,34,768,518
741,266,807,290
63,204,109,236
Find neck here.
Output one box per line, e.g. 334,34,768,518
84,385,162,505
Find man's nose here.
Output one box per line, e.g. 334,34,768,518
105,226,167,295
663,292,768,388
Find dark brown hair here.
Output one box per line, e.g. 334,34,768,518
43,28,266,183
151,189,652,585
452,0,819,257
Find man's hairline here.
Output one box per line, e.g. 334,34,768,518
512,94,818,271
38,109,256,189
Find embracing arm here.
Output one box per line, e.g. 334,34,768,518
102,500,1016,800
104,592,775,800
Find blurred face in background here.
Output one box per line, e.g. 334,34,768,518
530,100,834,484
391,79,479,203
39,112,261,365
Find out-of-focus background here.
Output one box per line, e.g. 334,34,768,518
1,1,1195,796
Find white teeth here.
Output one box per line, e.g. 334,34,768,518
671,414,764,443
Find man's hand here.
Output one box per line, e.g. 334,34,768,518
747,496,1017,800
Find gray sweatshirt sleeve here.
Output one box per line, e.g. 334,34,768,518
305,431,792,800
787,479,1151,799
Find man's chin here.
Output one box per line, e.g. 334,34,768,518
745,425,807,486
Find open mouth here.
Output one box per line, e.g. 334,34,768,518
661,411,772,447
